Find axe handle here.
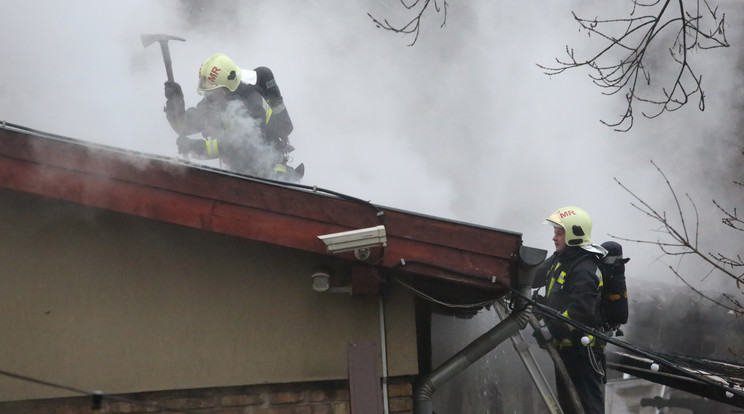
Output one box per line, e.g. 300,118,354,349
158,41,174,83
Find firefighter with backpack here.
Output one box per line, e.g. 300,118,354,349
163,53,303,181
531,206,629,414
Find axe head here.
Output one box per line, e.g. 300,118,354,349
141,33,186,48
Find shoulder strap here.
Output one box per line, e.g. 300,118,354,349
564,253,602,283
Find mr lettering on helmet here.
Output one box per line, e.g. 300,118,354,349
560,209,577,219
208,66,221,83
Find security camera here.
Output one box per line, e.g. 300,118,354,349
317,225,387,257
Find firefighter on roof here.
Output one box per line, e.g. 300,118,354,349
163,53,302,181
536,206,607,414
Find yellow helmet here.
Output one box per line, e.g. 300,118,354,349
545,206,593,247
197,53,242,94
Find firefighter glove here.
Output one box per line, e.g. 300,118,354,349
532,293,548,321
532,325,552,349
164,81,184,101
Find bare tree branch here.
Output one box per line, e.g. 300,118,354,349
369,2,729,130
538,0,729,131
611,160,744,314
367,0,448,46
668,265,742,313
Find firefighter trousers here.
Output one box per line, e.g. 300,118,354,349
555,346,605,414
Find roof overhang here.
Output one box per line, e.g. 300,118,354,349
0,123,538,307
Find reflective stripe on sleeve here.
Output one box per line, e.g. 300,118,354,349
271,103,286,114
206,139,219,157
264,103,273,123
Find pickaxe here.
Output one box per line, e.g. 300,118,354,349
141,33,185,83
142,33,188,161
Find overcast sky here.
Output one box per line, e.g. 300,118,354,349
1,0,741,291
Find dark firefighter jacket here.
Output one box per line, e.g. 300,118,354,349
165,67,293,176
252,66,293,141
539,247,603,344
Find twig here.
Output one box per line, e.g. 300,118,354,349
367,0,448,46
613,160,743,314
538,0,728,131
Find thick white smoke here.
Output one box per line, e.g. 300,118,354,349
1,1,742,412
0,0,741,287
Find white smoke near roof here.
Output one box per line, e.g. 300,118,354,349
0,0,741,288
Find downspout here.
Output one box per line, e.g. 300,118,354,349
379,296,390,414
414,245,547,414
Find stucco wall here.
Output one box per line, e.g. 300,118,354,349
0,189,418,401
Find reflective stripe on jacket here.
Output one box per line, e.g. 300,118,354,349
543,247,603,343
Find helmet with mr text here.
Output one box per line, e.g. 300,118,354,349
545,206,593,247
197,53,242,94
